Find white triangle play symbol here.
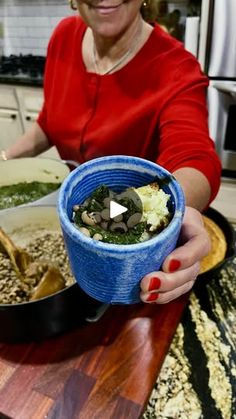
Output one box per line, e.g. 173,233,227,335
110,200,128,219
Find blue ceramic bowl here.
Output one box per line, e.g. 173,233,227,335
58,156,185,304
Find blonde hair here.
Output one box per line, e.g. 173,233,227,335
141,0,159,22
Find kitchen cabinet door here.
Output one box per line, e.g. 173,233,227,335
23,110,40,131
0,85,19,109
0,108,23,150
0,85,60,158
15,86,43,131
16,87,60,159
0,85,24,150
23,109,60,159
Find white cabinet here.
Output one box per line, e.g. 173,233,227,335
15,87,44,131
0,85,59,159
0,85,24,149
0,108,23,150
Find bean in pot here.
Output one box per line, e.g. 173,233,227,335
0,232,74,305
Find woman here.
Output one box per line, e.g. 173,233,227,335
0,0,221,304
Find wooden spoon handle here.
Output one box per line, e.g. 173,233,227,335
0,227,32,277
30,266,66,301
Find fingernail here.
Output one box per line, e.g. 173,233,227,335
169,259,181,272
148,277,161,292
146,292,159,302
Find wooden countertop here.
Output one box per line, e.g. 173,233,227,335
0,295,189,419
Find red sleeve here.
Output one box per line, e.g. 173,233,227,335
37,103,48,139
156,56,221,203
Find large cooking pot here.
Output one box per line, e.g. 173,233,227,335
0,157,77,208
0,206,107,343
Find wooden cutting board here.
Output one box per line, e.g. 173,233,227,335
0,293,189,419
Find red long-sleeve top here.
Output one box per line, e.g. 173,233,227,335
38,16,221,202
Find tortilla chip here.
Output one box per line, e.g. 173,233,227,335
200,215,227,274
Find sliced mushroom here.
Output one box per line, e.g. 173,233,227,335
109,222,128,233
117,188,142,210
112,214,123,222
83,198,90,206
101,208,110,221
103,197,112,208
127,212,142,228
101,221,109,231
116,188,135,201
81,210,97,226
90,212,102,223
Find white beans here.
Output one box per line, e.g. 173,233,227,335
93,233,103,241
127,213,142,228
79,227,91,237
81,211,97,226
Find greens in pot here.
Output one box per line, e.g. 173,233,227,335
0,181,61,209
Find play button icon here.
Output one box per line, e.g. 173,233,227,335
110,200,128,219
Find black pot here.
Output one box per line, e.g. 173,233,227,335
0,205,108,343
0,283,107,343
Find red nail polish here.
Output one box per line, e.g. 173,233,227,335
148,277,161,292
146,292,159,302
169,259,181,272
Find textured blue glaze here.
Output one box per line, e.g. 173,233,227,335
58,156,185,304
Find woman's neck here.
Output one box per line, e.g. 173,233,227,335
93,15,142,58
82,18,153,75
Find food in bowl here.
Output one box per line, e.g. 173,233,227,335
0,157,71,210
200,215,227,274
0,181,61,210
0,231,75,304
58,156,185,304
72,182,171,244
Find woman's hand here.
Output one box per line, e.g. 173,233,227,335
140,206,211,304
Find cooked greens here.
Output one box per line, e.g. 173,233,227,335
0,181,61,209
72,183,171,245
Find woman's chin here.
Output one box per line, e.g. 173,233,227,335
91,22,126,39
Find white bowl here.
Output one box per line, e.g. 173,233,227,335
0,157,71,208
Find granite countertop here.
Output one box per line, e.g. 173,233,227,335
143,228,236,419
